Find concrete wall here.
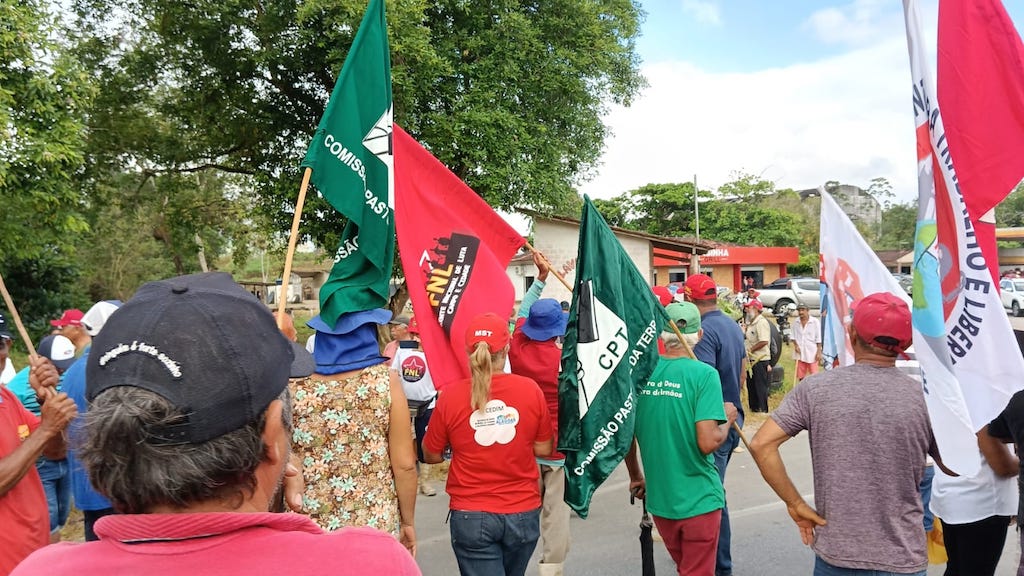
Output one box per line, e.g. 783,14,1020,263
506,219,652,304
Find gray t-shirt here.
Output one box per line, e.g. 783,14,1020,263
772,363,934,573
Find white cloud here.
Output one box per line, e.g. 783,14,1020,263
579,5,943,206
804,0,902,46
682,0,721,26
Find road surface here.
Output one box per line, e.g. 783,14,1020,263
412,431,1020,575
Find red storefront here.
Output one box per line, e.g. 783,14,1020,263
652,245,800,292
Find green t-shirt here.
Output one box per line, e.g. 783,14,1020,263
634,356,726,520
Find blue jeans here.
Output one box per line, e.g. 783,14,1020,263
449,508,541,576
37,457,71,532
712,418,741,576
918,465,934,532
814,556,926,576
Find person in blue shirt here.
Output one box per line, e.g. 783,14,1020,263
63,300,122,540
684,274,746,576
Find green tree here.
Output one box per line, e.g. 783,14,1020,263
0,0,95,260
71,0,646,249
876,201,917,251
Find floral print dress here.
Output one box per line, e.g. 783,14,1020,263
290,362,400,535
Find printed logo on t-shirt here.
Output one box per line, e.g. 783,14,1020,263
470,399,520,446
401,355,426,382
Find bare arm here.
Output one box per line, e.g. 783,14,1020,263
978,425,1018,478
750,419,826,545
387,377,417,556
422,448,444,464
0,392,76,496
29,357,70,459
625,437,645,498
696,402,738,455
533,437,554,457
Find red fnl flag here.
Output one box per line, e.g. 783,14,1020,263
394,126,525,388
938,0,1024,281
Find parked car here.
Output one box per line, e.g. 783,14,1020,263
1000,277,1024,316
892,273,913,296
757,277,821,314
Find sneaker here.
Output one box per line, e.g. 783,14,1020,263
419,482,437,497
733,445,746,453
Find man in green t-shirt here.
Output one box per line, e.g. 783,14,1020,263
626,301,739,575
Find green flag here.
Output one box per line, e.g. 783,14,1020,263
301,0,393,325
558,197,669,518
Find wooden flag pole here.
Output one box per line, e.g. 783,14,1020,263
733,421,753,451
0,271,37,357
523,240,574,293
277,167,312,329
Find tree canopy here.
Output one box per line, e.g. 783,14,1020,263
70,0,646,248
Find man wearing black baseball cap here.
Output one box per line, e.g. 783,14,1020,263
13,272,420,576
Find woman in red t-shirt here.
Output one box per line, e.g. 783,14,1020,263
423,313,553,576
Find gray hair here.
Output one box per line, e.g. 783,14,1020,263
81,386,291,514
660,330,700,350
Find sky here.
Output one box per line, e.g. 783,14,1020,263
576,0,1024,205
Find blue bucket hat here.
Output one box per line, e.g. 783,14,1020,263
522,298,568,341
307,309,392,375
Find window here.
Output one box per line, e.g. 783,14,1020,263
797,280,818,291
668,272,686,283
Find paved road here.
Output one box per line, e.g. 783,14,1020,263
412,432,1020,575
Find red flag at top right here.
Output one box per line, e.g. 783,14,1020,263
938,0,1024,222
938,0,1024,281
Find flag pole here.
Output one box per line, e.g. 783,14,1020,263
733,421,752,450
523,240,574,293
277,167,312,328
0,272,37,357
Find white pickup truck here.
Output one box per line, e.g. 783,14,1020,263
1000,277,1024,316
756,277,821,314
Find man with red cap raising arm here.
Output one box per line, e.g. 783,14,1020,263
750,293,948,576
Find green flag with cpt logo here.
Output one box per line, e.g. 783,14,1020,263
558,197,670,518
301,0,393,325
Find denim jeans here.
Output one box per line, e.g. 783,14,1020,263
712,417,741,576
918,465,934,532
813,556,926,576
449,508,541,576
36,457,71,532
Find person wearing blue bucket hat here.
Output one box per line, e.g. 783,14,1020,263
508,252,570,576
290,309,418,556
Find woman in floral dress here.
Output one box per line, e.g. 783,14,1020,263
291,309,418,556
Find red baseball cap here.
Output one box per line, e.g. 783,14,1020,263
651,286,673,307
465,313,510,353
408,316,420,335
852,293,912,353
744,299,764,311
684,274,718,300
50,309,84,328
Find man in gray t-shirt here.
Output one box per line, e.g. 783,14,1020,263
749,293,945,575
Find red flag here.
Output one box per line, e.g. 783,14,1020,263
394,126,525,388
938,0,1024,281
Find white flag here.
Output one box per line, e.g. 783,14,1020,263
819,189,911,369
903,0,1024,477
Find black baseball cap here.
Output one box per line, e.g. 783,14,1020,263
0,313,11,340
87,272,315,445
